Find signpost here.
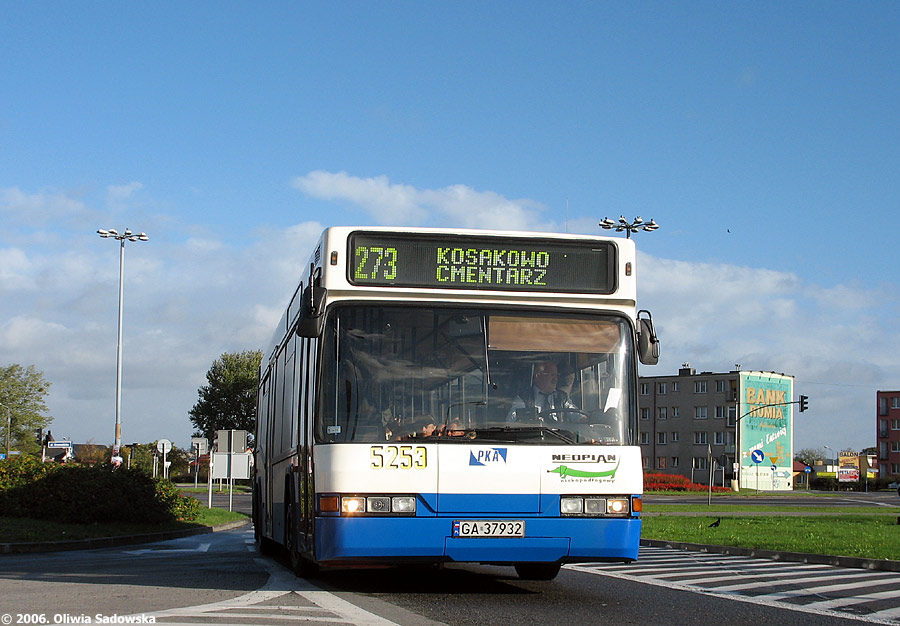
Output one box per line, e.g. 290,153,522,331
191,437,208,488
156,439,172,479
208,430,249,511
47,440,74,461
750,449,764,492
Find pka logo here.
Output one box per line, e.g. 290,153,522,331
469,447,508,466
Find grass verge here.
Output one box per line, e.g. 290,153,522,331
642,514,900,561
0,506,247,543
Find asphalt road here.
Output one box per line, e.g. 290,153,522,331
2,524,898,625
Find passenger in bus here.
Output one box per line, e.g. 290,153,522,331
558,363,576,396
508,359,579,422
435,418,464,437
403,415,437,439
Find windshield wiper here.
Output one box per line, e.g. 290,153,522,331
468,426,577,445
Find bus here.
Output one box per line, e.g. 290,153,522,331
253,226,659,580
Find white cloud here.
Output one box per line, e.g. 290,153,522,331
294,171,425,224
0,248,34,290
106,182,144,208
292,171,549,231
0,186,88,225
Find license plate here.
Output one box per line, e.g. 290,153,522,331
453,520,525,537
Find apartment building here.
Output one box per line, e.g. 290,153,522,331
877,391,900,479
639,364,794,491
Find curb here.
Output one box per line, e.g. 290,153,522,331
0,519,249,555
641,538,900,573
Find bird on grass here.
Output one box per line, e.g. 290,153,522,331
708,518,721,528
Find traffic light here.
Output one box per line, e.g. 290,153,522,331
799,395,809,412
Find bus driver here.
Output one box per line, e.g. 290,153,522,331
508,360,579,422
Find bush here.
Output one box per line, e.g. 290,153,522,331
0,459,199,523
645,472,730,492
154,478,200,521
0,455,60,489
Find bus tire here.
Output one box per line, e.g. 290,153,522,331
514,562,561,580
286,505,319,578
253,493,277,555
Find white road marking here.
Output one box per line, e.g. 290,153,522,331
135,557,397,625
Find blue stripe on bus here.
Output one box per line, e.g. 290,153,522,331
314,516,641,563
437,492,541,513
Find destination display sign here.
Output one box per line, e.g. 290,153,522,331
348,232,616,293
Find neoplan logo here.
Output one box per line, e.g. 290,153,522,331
551,453,617,464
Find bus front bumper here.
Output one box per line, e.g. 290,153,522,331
314,516,641,564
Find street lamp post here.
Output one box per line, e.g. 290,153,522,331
600,216,659,238
97,228,149,458
823,445,833,474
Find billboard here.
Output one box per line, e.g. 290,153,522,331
738,372,794,491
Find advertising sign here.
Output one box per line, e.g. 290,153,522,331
838,467,860,482
739,372,794,491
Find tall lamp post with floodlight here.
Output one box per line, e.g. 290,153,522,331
97,228,149,458
600,216,659,238
823,445,834,474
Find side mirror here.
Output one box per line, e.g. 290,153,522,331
296,265,326,337
637,310,659,365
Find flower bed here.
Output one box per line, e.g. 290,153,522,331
645,471,730,492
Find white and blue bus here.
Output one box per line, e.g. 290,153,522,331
253,226,659,580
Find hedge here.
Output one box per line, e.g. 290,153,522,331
645,471,731,492
0,457,199,523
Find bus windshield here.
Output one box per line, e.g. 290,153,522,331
317,305,636,445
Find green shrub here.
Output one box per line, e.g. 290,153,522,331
0,460,198,524
154,478,200,521
0,456,60,489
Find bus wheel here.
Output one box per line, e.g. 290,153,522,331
253,494,277,555
514,562,561,580
286,508,319,578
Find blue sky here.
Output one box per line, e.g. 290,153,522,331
1,2,897,454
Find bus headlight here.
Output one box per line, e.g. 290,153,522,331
330,494,417,516
392,496,416,513
560,495,631,517
366,496,391,513
342,496,366,514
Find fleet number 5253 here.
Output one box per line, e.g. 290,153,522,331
370,445,427,470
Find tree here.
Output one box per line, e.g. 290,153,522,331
795,447,828,466
189,350,261,443
0,364,53,456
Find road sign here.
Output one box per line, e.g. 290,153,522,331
211,452,251,480
156,439,172,454
47,441,73,449
804,466,812,473
216,429,248,453
750,449,765,464
191,437,208,455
